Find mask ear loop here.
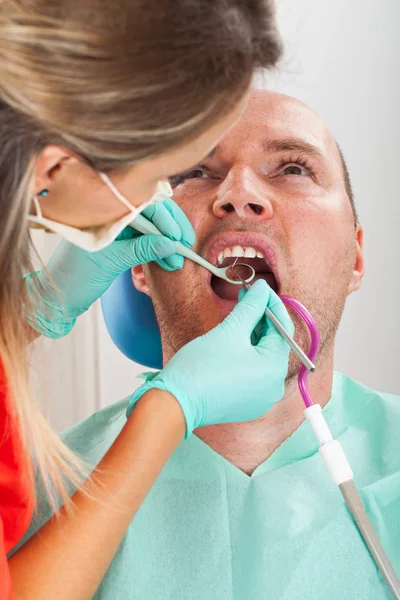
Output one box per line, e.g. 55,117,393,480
99,172,137,212
31,194,44,218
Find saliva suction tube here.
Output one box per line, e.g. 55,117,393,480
235,266,400,599
279,295,320,407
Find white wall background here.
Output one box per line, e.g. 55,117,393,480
31,0,399,432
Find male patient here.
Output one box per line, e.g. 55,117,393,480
20,91,400,599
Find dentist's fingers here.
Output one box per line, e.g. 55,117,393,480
161,198,196,248
156,255,184,271
124,235,178,267
142,199,196,248
237,284,295,351
256,293,294,353
141,203,182,241
263,288,295,338
220,280,271,337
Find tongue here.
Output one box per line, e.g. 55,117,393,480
211,273,278,301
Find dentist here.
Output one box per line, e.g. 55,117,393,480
0,1,292,598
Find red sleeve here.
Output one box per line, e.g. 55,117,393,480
0,529,12,600
0,362,35,600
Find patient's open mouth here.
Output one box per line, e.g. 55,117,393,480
210,245,279,302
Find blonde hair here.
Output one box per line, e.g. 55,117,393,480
0,0,282,507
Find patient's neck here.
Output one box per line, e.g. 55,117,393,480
194,358,334,475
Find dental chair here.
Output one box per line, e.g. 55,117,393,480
101,269,162,369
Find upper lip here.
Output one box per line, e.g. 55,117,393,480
203,231,281,286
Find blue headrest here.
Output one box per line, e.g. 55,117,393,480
101,269,162,369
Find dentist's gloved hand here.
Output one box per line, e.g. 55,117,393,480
127,280,294,436
24,199,195,339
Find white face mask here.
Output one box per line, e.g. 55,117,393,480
28,173,173,252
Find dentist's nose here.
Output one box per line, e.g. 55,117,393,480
213,166,274,220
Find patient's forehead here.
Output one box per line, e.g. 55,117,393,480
216,89,340,164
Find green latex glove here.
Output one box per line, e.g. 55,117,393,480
127,280,294,436
24,199,195,339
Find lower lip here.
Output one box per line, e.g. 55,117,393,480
210,292,238,317
211,290,237,319
204,271,237,315
209,273,279,317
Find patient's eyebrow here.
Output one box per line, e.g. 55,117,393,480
261,138,325,160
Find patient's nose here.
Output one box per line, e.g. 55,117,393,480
213,166,273,220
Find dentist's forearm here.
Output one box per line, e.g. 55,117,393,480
9,390,185,600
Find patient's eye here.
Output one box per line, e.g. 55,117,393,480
169,168,209,187
279,161,312,177
281,163,310,176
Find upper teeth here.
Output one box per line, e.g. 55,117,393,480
216,246,264,265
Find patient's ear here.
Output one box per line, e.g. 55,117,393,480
131,265,150,296
347,225,365,295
